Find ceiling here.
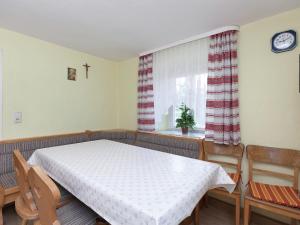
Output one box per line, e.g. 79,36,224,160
0,0,299,60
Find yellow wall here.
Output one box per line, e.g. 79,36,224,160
116,58,139,130
3,8,299,141
238,10,300,220
0,28,118,139
239,8,300,150
117,8,300,150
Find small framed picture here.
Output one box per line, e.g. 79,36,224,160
68,68,76,81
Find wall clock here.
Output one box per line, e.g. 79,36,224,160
271,30,297,53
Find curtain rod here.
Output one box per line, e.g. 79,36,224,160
140,25,239,56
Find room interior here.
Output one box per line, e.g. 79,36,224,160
0,1,299,225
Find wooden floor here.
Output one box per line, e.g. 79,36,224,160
3,197,287,225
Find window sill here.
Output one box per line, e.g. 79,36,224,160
155,129,204,139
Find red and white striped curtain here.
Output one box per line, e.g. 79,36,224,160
205,30,241,145
137,54,155,131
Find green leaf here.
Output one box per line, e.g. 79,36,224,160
175,103,196,129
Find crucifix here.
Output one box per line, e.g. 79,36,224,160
83,63,91,79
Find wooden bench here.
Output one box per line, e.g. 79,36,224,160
0,129,204,225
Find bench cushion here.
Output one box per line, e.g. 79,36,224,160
57,200,98,225
249,181,300,208
0,172,17,189
90,130,136,145
0,171,72,203
0,133,89,175
135,133,200,159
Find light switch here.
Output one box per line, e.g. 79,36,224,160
13,112,22,124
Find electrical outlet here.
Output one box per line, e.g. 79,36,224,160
13,112,22,124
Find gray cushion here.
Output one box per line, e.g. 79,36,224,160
0,171,16,189
0,134,89,175
90,130,136,145
57,200,98,225
0,171,74,203
135,133,200,159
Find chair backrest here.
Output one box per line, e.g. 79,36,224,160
28,166,61,225
247,145,300,190
203,140,244,174
13,149,37,211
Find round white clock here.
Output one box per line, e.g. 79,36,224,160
271,30,297,53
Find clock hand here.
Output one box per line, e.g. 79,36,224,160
278,38,289,43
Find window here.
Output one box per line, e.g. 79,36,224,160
153,38,209,131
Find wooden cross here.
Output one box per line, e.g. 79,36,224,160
83,63,91,79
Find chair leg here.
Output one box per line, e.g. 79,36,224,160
0,207,3,225
235,196,240,225
21,219,27,225
243,199,250,225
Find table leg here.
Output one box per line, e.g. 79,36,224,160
96,217,109,225
194,203,200,225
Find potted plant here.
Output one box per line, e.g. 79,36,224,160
176,104,195,134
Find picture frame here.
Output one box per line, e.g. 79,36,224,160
68,68,76,81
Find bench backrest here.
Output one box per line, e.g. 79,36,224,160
0,132,89,175
89,130,136,145
1,130,203,177
135,131,202,159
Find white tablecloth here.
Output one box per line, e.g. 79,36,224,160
28,140,235,225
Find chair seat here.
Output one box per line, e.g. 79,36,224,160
57,200,98,225
249,181,300,209
0,172,17,189
244,190,300,217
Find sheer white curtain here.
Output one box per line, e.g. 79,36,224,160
153,38,209,130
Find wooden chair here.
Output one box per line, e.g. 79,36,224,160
13,150,39,225
244,145,300,225
203,140,244,225
28,165,100,225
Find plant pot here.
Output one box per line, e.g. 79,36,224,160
181,127,188,134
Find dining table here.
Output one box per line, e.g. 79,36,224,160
28,139,235,225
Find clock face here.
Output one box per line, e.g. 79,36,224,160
273,33,295,49
272,30,297,53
